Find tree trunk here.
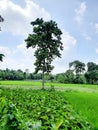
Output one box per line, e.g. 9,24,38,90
42,70,45,90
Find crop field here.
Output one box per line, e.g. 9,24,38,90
0,80,98,129
64,91,98,129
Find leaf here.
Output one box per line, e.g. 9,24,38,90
55,119,63,130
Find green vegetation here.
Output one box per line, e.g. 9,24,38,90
0,80,98,88
1,60,98,85
0,87,92,130
65,91,98,130
25,18,63,89
1,81,98,129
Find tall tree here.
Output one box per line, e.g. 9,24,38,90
25,18,63,89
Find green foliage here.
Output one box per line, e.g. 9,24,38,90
0,69,43,80
0,60,98,85
25,18,63,89
85,62,98,84
73,75,86,84
64,70,75,83
69,60,85,75
0,88,92,130
56,73,66,83
0,100,24,130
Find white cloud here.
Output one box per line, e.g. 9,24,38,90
75,2,86,24
52,31,77,74
0,46,11,55
0,0,51,35
95,23,98,33
84,35,91,41
96,49,98,54
82,33,91,40
62,32,76,50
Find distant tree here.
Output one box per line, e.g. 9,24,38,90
24,69,29,79
69,60,85,83
73,74,86,84
57,73,66,83
85,62,98,84
65,69,75,83
87,62,96,72
69,60,85,75
25,18,63,89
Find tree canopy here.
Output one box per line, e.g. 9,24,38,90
85,62,98,84
69,60,85,75
25,18,63,89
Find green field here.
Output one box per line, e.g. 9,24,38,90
0,80,98,129
64,92,98,130
0,80,98,90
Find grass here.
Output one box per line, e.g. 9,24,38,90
64,91,98,130
0,80,98,88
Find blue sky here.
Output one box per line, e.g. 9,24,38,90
0,0,98,74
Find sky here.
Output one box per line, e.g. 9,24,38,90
0,0,98,74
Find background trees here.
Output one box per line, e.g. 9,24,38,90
69,60,86,84
0,60,98,85
25,18,63,89
85,62,98,84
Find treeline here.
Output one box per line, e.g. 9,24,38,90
0,60,98,84
55,61,98,84
0,69,42,80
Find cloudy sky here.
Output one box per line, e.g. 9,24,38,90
0,0,98,74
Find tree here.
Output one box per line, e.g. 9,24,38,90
65,69,75,83
85,62,98,84
25,18,63,89
69,60,85,75
69,60,85,83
